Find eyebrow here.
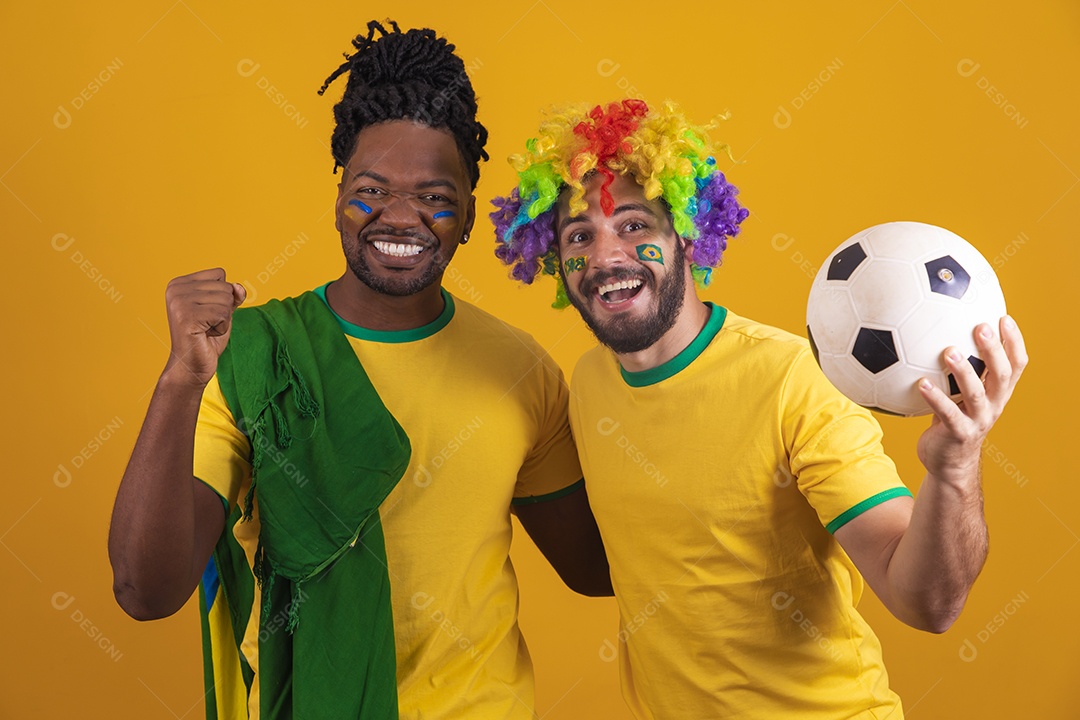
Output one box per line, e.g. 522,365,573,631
557,202,658,235
351,170,458,193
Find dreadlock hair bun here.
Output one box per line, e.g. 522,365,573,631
319,20,489,187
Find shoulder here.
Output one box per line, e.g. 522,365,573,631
720,312,875,423
448,294,551,358
222,291,326,370
233,290,319,318
572,343,618,380
229,290,309,326
721,310,808,352
568,346,626,405
712,309,815,371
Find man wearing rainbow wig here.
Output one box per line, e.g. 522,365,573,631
492,99,1027,718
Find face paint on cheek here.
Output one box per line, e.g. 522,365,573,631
636,244,664,265
432,210,456,220
564,256,587,274
345,199,372,222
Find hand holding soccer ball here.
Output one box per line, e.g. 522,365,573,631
806,222,1006,417
806,221,1027,481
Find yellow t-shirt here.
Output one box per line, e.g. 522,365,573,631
194,286,582,719
569,304,911,720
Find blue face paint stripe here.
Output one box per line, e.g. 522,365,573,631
348,199,372,214
432,210,456,219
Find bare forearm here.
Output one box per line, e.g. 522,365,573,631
840,318,1024,634
108,370,221,619
516,486,614,597
885,470,987,632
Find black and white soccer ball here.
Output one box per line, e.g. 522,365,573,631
806,221,1007,417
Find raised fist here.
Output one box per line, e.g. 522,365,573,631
162,268,246,387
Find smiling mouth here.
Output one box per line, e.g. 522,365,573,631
595,278,644,304
371,240,426,258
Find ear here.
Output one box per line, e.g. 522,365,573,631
334,177,347,234
462,195,476,244
679,236,694,259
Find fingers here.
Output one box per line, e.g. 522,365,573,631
918,376,969,436
232,282,247,308
970,316,1027,409
971,322,1009,401
171,267,227,284
921,315,1028,435
165,268,240,335
1000,315,1028,381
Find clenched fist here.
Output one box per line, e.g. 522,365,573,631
162,268,246,387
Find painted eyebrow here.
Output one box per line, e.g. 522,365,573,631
350,170,457,193
557,202,658,235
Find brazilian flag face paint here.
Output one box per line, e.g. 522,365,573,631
636,244,664,265
564,256,587,274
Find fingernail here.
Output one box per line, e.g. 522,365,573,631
980,325,994,339
919,378,933,390
1003,315,1016,329
948,349,963,362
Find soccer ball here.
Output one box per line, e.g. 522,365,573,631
806,221,1007,417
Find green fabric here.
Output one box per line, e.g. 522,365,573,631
214,290,411,719
825,486,914,534
511,477,585,506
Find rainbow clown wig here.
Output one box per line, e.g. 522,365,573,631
491,99,750,308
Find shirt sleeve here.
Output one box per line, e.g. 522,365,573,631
193,374,252,511
512,350,584,505
782,347,913,533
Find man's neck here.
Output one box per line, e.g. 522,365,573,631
616,296,711,373
326,272,445,332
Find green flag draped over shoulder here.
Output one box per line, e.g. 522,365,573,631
210,290,410,719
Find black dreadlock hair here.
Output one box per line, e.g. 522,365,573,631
318,20,489,188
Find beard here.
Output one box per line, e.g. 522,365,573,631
342,226,449,297
563,241,687,354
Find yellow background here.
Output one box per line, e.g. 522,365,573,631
2,1,1075,717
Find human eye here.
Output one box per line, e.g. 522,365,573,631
564,229,590,245
419,193,454,207
623,219,649,233
357,186,387,197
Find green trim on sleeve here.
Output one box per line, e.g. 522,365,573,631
314,282,454,342
825,486,914,534
620,303,727,387
512,478,586,506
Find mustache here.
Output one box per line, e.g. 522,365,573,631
359,226,434,246
580,268,652,296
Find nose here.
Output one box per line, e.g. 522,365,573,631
375,192,423,228
588,226,634,269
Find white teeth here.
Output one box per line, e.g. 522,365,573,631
597,278,643,298
373,241,425,257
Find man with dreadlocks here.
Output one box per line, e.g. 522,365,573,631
109,21,610,720
492,99,1027,718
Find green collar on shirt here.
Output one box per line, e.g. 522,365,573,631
314,282,454,343
620,303,728,387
